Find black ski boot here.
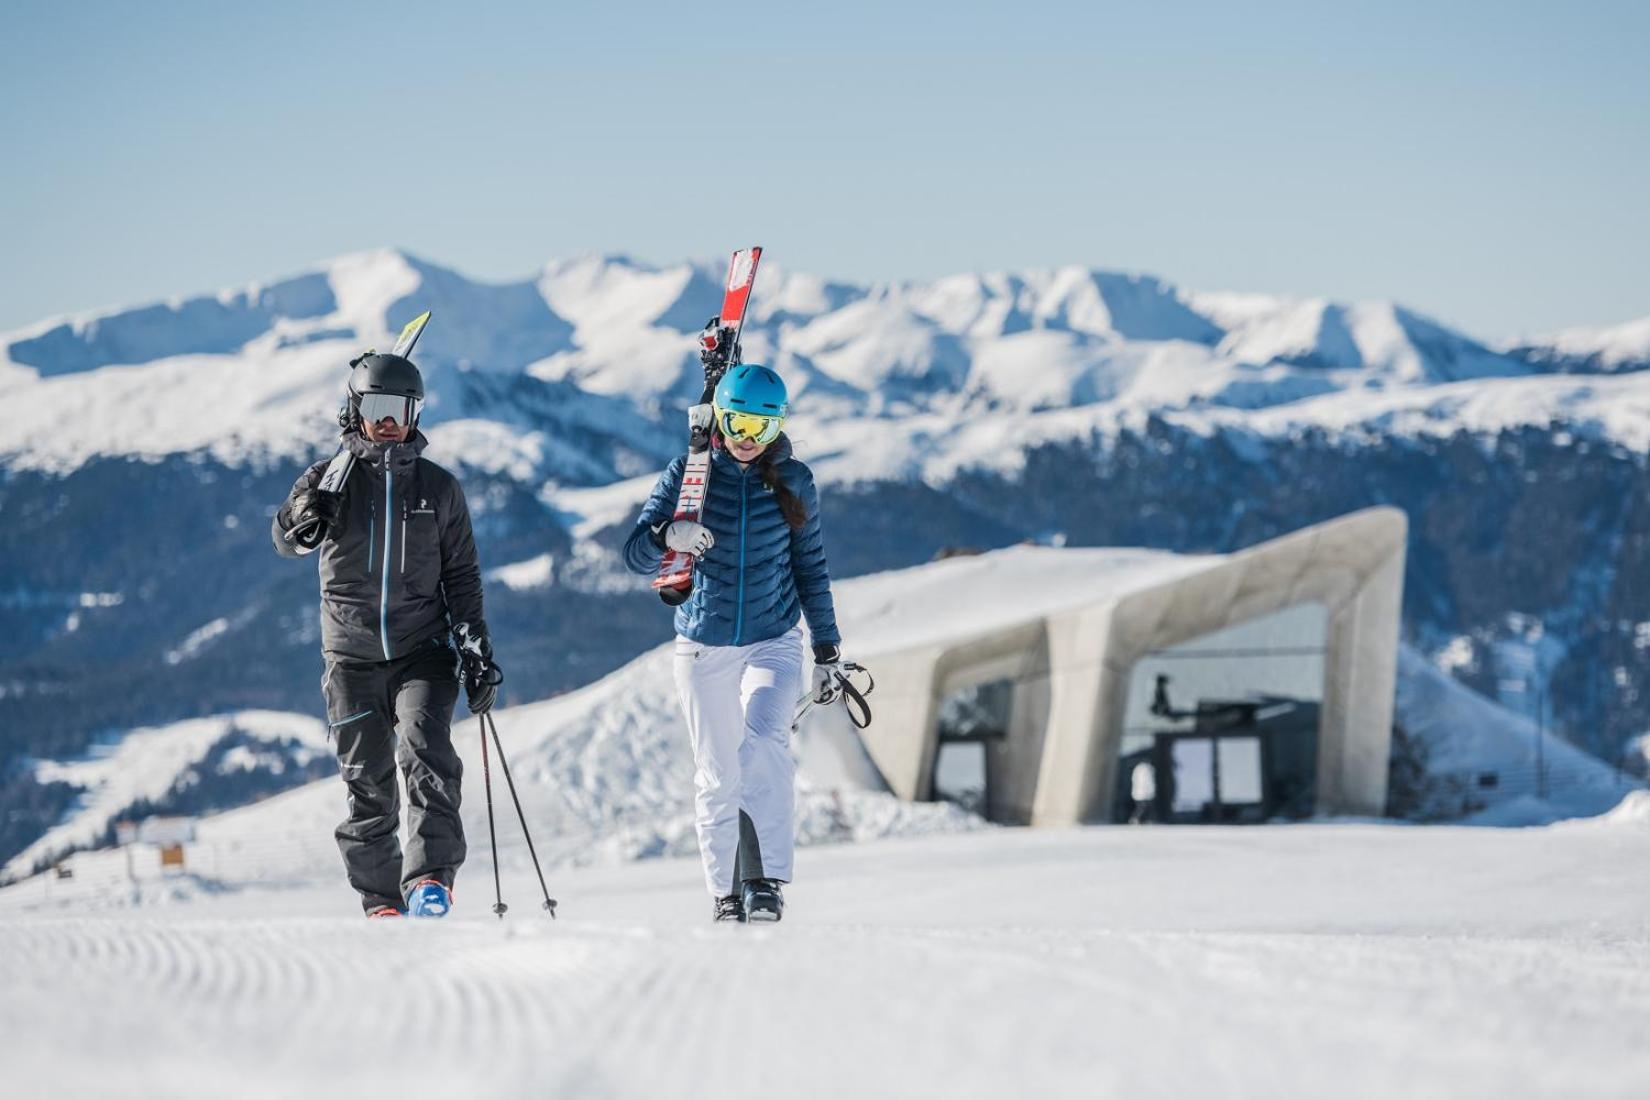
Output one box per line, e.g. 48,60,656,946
713,893,746,923
742,878,783,923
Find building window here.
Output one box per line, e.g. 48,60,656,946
932,742,987,816
931,679,1014,820
1119,603,1328,823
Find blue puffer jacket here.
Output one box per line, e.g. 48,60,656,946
623,435,841,649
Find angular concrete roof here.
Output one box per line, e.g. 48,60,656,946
822,508,1408,824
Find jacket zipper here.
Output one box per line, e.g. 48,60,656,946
400,502,407,575
735,468,749,645
379,467,394,660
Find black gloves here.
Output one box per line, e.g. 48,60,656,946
286,489,343,549
294,488,342,527
455,623,503,715
466,662,503,716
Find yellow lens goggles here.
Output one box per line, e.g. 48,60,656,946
717,408,784,444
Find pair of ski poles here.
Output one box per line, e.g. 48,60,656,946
476,707,558,921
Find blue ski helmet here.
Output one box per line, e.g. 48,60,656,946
713,365,789,445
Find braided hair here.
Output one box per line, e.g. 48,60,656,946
755,438,808,531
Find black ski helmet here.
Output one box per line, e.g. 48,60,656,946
340,352,425,429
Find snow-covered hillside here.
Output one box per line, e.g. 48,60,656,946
1,712,332,880
3,248,1643,483
1507,317,1650,374
9,546,1631,884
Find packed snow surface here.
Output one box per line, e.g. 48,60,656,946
3,823,1648,1100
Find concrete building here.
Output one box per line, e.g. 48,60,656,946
818,508,1407,825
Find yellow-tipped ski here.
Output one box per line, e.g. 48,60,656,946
391,310,432,358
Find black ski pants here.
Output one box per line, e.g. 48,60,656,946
322,641,465,913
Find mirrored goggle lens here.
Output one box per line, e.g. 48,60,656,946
719,410,783,444
358,393,420,426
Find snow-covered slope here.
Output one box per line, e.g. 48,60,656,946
4,248,1619,484
1394,647,1628,823
1508,316,1650,374
2,713,332,880
3,822,1649,1100
10,546,1624,884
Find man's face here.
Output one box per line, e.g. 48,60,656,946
361,415,408,443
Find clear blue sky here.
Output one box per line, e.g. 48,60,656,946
3,0,1646,338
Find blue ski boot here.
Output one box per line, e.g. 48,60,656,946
742,878,783,923
406,879,452,918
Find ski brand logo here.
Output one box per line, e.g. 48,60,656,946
412,498,435,516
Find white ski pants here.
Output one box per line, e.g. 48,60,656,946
672,626,805,897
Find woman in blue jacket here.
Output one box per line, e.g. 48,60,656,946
624,365,847,923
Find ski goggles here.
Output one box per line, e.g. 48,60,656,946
357,392,422,427
717,409,784,445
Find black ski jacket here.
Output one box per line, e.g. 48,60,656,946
272,431,487,664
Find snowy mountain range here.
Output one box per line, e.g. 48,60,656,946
5,248,1648,480
3,248,1648,870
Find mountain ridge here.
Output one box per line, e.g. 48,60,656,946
3,248,1642,482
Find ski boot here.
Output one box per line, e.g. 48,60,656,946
713,893,746,923
366,905,403,920
406,879,453,918
742,878,783,923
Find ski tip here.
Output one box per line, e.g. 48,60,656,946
392,310,433,357
726,249,762,293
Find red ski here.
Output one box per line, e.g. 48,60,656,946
654,246,762,604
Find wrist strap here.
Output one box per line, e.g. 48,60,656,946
832,662,875,729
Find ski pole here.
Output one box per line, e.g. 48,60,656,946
478,713,507,919
483,710,558,919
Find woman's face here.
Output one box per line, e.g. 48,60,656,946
727,436,767,463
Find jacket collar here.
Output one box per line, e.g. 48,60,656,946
345,429,427,473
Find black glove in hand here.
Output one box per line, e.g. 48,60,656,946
287,489,343,548
465,661,503,715
455,623,501,714
294,488,342,526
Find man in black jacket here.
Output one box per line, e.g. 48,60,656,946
272,351,500,918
